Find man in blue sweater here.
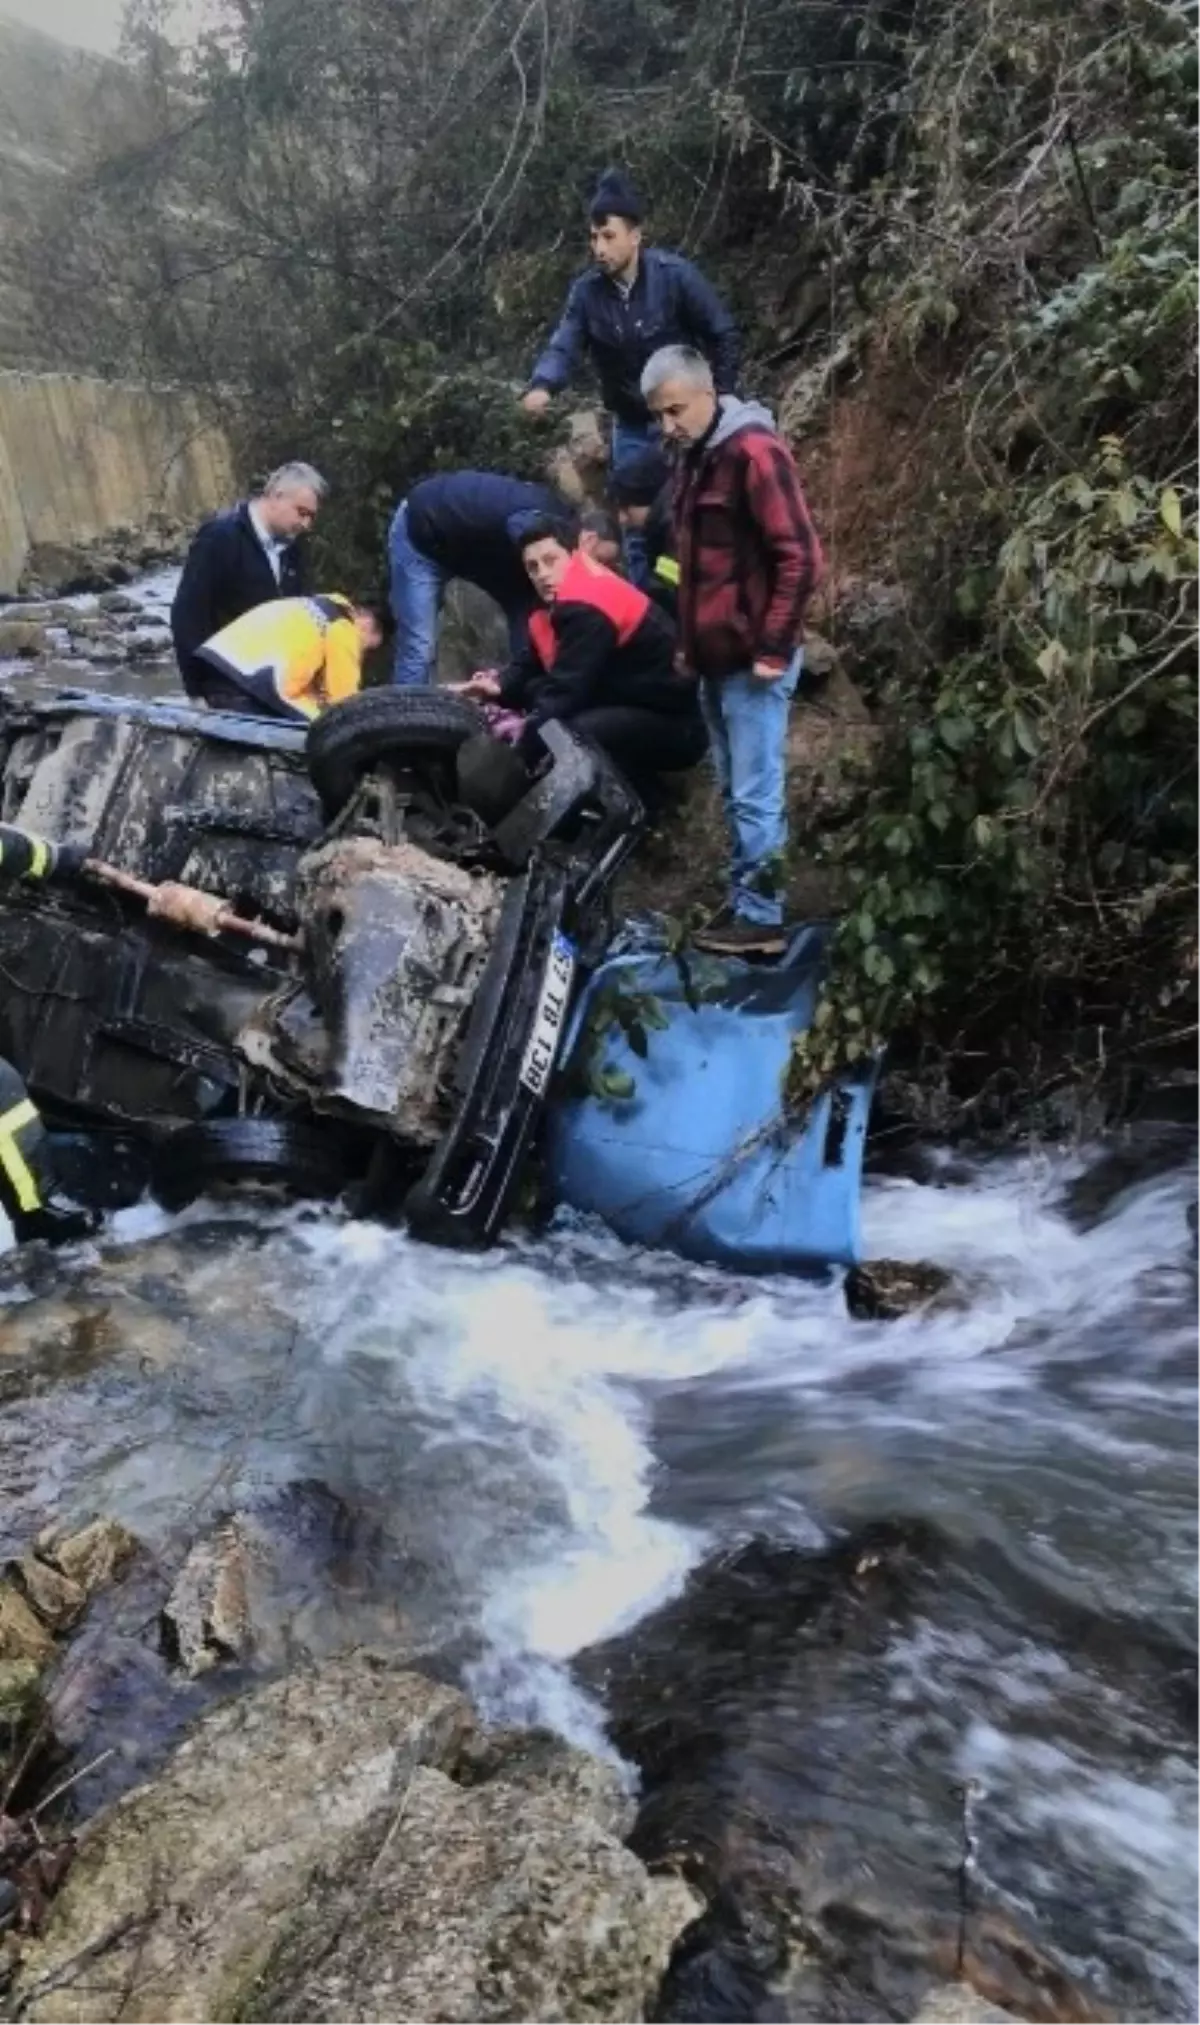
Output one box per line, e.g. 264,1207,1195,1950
521,169,740,483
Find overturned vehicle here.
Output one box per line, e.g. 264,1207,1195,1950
0,687,641,1246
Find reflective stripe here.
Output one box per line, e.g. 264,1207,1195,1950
0,1098,42,1214
654,556,680,587
29,839,49,879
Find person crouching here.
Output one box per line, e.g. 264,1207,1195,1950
193,594,393,721
456,514,705,807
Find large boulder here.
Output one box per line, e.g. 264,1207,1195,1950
14,1654,699,2024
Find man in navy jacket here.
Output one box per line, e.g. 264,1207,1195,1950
387,468,613,686
171,462,326,702
521,170,740,483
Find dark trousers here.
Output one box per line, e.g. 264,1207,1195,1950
569,704,707,806
0,1055,52,1230
183,667,281,717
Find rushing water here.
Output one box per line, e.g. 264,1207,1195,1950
0,1138,1194,2019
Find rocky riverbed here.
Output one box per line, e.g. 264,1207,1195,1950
0,1128,1193,2023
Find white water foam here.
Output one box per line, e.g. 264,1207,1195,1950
274,1148,1196,1744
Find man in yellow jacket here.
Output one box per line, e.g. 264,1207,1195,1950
192,594,392,721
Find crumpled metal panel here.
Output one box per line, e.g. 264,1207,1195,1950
293,837,504,1144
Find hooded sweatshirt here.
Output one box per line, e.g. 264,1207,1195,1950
671,394,824,680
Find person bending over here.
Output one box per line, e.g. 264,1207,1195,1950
172,462,327,703
193,594,392,721
458,514,705,805
387,467,593,688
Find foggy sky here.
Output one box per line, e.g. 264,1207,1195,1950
1,0,126,53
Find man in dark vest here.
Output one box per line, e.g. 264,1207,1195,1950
171,462,327,703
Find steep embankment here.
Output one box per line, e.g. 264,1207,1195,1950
0,15,139,370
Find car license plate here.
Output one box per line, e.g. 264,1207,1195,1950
520,932,576,1097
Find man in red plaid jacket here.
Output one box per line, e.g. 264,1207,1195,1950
643,345,824,956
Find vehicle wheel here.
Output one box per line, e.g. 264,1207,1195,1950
150,1117,352,1211
306,689,488,814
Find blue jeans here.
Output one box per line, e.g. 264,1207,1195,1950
388,503,534,685
611,417,660,587
699,652,803,926
388,502,446,686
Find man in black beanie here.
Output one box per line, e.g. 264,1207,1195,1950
522,168,740,489
609,442,677,614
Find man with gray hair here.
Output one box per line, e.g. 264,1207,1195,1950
171,461,328,703
642,345,824,957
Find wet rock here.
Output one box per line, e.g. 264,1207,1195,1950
160,1520,253,1676
0,1582,56,1671
936,1914,1109,2024
0,619,48,659
0,601,79,626
21,542,129,596
844,1257,958,1320
0,1289,187,1405
915,1987,1025,2023
253,1751,699,2025
8,1556,85,1636
97,591,142,615
13,1653,694,2024
1060,1120,1198,1232
37,1519,140,1598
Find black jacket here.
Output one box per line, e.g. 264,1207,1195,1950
405,472,568,615
171,504,308,695
498,569,694,732
530,248,740,424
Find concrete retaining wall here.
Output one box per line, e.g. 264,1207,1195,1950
0,371,234,593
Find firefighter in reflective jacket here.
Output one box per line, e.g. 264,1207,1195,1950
192,593,391,721
0,823,99,1247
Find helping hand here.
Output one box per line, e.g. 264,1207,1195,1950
521,388,552,417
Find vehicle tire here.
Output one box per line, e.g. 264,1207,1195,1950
306,689,488,814
150,1117,352,1211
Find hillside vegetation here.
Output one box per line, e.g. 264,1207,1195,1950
16,0,1197,1129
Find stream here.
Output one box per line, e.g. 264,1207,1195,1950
0,1139,1195,2020
0,578,1196,2021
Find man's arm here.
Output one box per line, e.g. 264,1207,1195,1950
527,278,589,399
521,603,616,727
0,824,87,882
742,439,825,669
676,259,740,395
170,524,222,669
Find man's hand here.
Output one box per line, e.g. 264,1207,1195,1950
521,388,552,417
455,669,502,700
751,659,786,682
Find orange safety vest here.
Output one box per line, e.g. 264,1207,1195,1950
527,550,650,669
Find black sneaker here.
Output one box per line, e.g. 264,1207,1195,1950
12,1199,102,1248
691,919,787,958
